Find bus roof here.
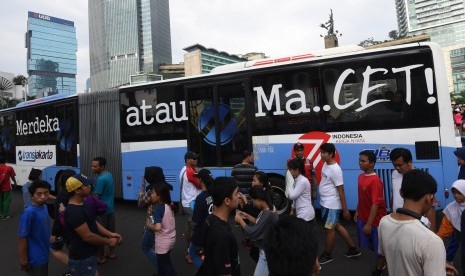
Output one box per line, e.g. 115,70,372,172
120,42,440,90
13,93,77,109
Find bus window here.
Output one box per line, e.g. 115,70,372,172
218,83,249,166
251,68,323,135
187,86,215,166
321,51,440,131
120,86,186,142
55,104,78,167
0,113,16,163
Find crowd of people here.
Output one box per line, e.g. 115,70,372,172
9,139,465,276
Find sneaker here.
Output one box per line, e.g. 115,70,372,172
185,253,193,264
1,215,10,220
318,252,333,265
344,247,361,258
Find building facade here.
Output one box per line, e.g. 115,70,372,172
394,0,465,47
26,11,77,97
183,44,246,76
0,72,24,100
88,0,172,91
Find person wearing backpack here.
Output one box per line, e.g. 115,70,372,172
0,155,17,220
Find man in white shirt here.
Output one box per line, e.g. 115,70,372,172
389,148,436,230
318,143,360,265
378,169,457,276
179,151,201,263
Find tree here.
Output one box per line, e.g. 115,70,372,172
12,75,27,86
358,37,381,47
388,30,399,40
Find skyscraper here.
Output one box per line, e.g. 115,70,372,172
88,0,172,91
394,0,465,47
26,11,77,97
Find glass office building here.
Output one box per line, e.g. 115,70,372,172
394,0,465,47
26,11,77,97
89,0,172,91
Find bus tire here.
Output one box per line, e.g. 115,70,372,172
268,174,290,215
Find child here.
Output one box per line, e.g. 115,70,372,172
437,179,465,264
147,182,177,276
18,180,51,275
235,185,278,276
354,150,387,276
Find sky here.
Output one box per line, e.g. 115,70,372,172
0,0,398,93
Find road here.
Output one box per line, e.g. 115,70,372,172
1,190,461,275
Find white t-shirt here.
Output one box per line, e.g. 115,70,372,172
378,215,446,276
319,163,344,209
289,174,315,221
391,170,404,212
180,166,201,208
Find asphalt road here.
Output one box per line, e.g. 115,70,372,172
1,190,461,276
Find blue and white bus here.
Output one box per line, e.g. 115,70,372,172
0,42,457,212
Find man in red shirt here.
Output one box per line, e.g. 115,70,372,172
0,155,17,220
354,150,386,276
287,142,318,200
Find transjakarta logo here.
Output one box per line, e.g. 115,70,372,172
16,116,60,136
18,150,54,162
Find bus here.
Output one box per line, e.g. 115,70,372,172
0,42,457,213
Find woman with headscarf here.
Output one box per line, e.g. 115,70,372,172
437,180,465,265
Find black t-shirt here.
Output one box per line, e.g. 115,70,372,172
64,203,99,260
191,191,213,247
204,214,241,276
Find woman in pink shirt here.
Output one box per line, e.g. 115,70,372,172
147,182,177,276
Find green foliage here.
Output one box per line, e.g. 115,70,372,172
388,30,399,40
0,97,21,109
452,91,465,105
358,37,381,47
12,75,27,86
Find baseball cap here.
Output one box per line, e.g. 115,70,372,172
194,168,212,179
293,142,304,150
66,174,94,192
184,151,198,160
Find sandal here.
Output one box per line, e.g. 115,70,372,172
106,254,117,260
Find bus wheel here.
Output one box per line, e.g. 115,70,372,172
268,174,289,215
271,185,290,215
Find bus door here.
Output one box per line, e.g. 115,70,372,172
185,81,251,171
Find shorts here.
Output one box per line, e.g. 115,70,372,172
97,213,115,232
357,219,380,257
321,207,341,230
68,255,97,276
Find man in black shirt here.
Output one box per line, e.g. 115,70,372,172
203,177,241,276
64,174,122,276
189,169,214,268
231,150,258,194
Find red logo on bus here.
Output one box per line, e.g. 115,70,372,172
292,131,340,183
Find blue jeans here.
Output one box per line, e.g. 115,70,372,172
141,229,157,268
254,249,269,276
156,251,177,276
188,242,203,268
68,255,97,276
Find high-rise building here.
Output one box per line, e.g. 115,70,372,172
394,0,465,47
88,0,172,91
183,44,246,76
26,11,77,97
